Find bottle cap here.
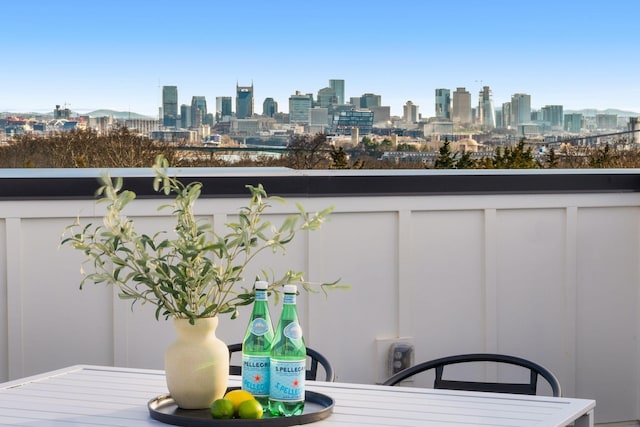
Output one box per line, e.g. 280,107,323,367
283,284,297,294
255,281,268,290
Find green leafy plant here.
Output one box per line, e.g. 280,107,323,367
61,155,343,323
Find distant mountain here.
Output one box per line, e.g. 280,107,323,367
1,109,155,120
86,109,155,120
564,108,639,117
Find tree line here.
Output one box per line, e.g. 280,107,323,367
2,128,640,169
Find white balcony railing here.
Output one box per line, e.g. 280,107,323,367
1,167,640,425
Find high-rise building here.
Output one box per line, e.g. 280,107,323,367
216,96,232,120
564,113,583,133
288,91,313,123
510,93,531,127
478,86,496,128
452,87,472,124
495,109,503,128
317,87,337,108
369,106,391,126
403,101,419,123
162,86,178,127
236,83,254,119
596,114,617,130
262,98,278,117
435,89,451,119
309,107,329,126
180,104,190,128
501,102,512,128
329,79,345,105
191,96,207,128
360,93,381,108
334,109,374,135
54,104,71,120
541,105,564,127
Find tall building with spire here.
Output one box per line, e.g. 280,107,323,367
435,88,451,119
162,85,178,128
236,83,254,119
478,86,496,128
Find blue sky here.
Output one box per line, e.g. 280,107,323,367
2,0,638,117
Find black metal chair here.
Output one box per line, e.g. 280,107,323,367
227,343,335,382
382,353,562,397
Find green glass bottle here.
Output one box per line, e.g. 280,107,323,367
241,280,274,410
269,285,306,416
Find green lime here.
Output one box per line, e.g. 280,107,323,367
237,398,264,419
210,398,235,419
224,389,254,413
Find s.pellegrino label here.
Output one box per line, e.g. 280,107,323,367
242,281,274,408
242,355,270,397
269,285,306,416
269,359,306,402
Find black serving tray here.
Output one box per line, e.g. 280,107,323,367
148,391,334,426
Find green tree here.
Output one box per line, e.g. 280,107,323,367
492,139,538,169
379,138,394,151
434,140,456,169
455,151,475,169
362,136,380,154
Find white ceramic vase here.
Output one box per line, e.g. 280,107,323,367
165,317,229,409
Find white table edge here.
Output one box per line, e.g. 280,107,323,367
0,365,596,427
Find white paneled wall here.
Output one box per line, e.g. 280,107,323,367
1,191,640,424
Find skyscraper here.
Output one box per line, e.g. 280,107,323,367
329,79,345,105
288,91,313,123
191,96,207,127
216,96,232,120
435,88,451,119
317,87,337,108
510,93,531,127
403,101,419,123
478,86,496,128
360,93,381,108
452,87,471,124
236,83,254,119
262,98,278,117
564,113,583,133
502,102,512,128
542,105,564,127
180,104,190,128
162,86,178,127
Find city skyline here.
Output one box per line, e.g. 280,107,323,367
2,0,638,117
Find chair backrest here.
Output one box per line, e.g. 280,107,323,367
227,343,335,382
382,353,562,397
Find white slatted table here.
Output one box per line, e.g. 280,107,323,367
0,365,595,426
